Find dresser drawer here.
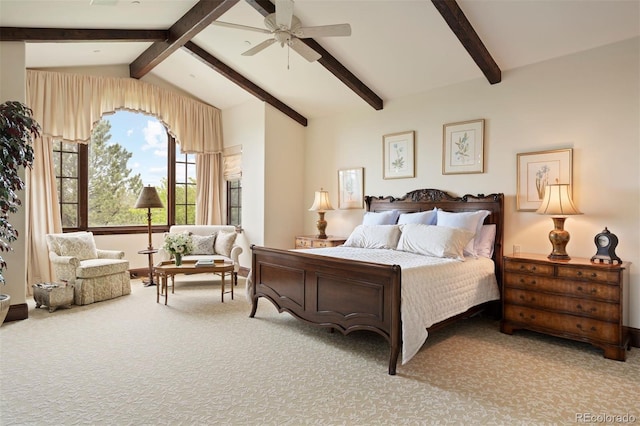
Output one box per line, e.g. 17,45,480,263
504,273,620,302
556,265,621,284
295,238,312,249
311,239,333,248
504,305,620,344
504,260,554,276
503,288,620,322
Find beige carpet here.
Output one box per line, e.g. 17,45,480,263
1,275,639,425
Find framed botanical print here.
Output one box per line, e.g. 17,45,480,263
383,131,415,179
442,119,484,174
338,168,364,209
516,148,573,211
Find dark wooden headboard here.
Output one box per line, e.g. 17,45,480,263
364,188,505,287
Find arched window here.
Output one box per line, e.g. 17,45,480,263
52,110,196,233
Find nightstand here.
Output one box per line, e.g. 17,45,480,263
501,253,630,361
295,235,347,249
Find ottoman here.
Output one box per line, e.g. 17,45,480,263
33,283,74,313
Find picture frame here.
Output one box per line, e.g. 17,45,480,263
338,168,364,209
442,119,485,174
516,148,573,211
383,131,415,179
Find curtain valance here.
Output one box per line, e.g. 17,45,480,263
26,69,222,153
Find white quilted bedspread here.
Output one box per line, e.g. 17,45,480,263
296,247,500,364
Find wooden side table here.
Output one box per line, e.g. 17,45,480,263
295,235,347,249
501,253,630,360
138,248,158,287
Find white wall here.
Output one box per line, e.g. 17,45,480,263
301,38,640,327
0,42,27,305
222,99,265,268
264,105,305,248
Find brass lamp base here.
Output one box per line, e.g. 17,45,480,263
547,217,571,260
316,211,328,239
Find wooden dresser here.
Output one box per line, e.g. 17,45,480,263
501,253,630,360
295,235,347,249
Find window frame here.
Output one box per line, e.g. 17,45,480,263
226,179,242,227
53,130,193,235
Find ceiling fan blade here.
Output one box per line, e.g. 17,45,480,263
289,38,321,62
275,0,294,29
212,21,272,34
297,24,352,38
242,38,276,56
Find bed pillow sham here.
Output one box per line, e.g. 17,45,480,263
475,224,496,259
397,224,474,261
362,209,400,226
343,225,401,249
436,209,491,257
397,208,438,225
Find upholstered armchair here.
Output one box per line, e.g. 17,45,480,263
45,232,131,305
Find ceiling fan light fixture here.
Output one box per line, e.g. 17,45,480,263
215,0,350,64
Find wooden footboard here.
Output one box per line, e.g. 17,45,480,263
250,245,402,375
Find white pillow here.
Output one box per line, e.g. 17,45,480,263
191,234,216,255
397,208,438,225
214,231,237,257
436,210,490,257
362,210,400,225
475,224,496,258
343,225,401,249
397,224,474,261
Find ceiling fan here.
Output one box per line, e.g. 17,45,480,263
213,0,351,62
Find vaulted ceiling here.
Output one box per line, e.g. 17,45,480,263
1,0,638,126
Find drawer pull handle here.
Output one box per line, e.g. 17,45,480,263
577,271,583,276
530,280,536,285
531,266,536,271
591,273,597,278
576,324,597,332
519,312,535,320
576,304,597,313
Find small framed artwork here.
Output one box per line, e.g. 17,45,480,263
338,167,364,209
383,131,415,179
442,119,485,174
516,148,573,211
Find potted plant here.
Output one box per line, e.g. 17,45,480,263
0,101,40,325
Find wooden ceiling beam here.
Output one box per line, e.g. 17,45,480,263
0,27,167,42
129,0,240,79
431,0,501,84
184,41,308,127
246,0,383,110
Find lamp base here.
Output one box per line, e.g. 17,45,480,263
547,217,571,260
316,212,328,239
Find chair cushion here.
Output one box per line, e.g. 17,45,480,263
191,234,216,255
214,231,237,257
54,232,98,261
77,259,129,279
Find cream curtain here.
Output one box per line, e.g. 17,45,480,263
195,153,222,225
26,70,224,288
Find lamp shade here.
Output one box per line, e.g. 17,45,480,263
134,185,164,209
308,188,334,212
536,184,581,216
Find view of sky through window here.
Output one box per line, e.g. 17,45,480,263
103,110,168,187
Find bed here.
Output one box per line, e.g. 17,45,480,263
249,188,504,375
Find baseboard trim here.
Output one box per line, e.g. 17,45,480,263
239,266,249,278
3,303,28,323
629,326,640,348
